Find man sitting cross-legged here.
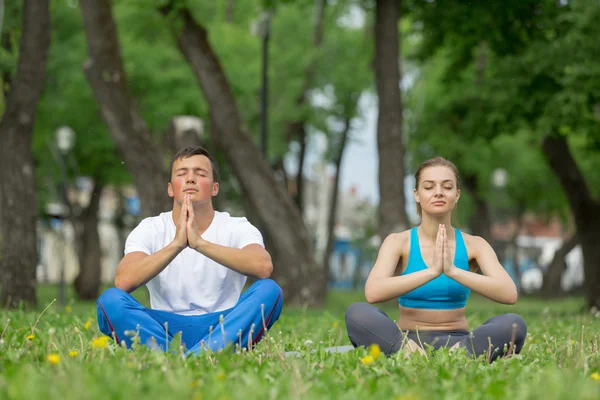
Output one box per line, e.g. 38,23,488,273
96,146,283,355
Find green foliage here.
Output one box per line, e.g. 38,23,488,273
33,2,129,211
0,290,598,399
404,0,600,226
17,0,379,217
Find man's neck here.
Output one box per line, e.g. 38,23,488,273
194,204,216,235
173,201,216,235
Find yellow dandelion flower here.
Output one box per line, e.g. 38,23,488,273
91,336,110,349
192,392,204,400
591,372,600,381
216,371,226,381
84,321,91,330
369,343,382,359
571,340,575,345
26,334,34,340
395,395,419,400
360,355,374,365
47,353,60,364
332,321,339,329
68,350,78,357
65,305,72,313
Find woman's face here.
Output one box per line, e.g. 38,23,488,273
414,166,460,217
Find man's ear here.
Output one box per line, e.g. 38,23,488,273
168,182,174,198
212,182,219,196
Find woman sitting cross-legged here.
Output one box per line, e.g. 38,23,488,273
345,157,527,363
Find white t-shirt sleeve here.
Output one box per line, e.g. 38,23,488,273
231,218,265,249
124,218,155,255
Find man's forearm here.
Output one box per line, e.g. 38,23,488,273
193,241,272,279
115,243,184,292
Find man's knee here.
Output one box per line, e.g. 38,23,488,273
255,278,283,299
97,287,128,309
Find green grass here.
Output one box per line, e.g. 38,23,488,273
0,287,598,399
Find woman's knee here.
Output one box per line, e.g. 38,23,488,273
504,313,527,344
345,302,377,327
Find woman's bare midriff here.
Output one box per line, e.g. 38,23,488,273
397,305,469,331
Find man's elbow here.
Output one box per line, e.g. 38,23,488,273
114,275,134,293
255,259,273,279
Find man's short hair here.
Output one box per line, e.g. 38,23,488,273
170,146,219,182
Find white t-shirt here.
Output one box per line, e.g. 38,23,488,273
124,210,264,315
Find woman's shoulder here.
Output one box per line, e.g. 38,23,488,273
381,229,412,252
457,230,490,252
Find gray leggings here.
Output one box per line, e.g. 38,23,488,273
345,302,527,363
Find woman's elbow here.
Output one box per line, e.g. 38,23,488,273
364,284,379,304
502,284,518,305
506,288,518,305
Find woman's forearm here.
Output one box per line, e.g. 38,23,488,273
365,268,440,304
446,267,518,304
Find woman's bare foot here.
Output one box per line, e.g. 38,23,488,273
449,342,461,353
402,339,425,359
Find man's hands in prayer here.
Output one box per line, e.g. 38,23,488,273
173,195,189,250
184,194,207,251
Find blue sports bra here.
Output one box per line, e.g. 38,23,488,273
398,227,471,310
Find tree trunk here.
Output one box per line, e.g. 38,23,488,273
293,123,307,211
0,0,50,309
323,116,352,270
540,232,578,298
541,134,600,310
463,173,491,240
288,0,326,212
225,0,234,23
74,181,104,300
79,0,170,217
161,6,325,306
375,0,409,239
1,31,11,101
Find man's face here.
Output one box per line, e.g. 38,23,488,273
168,155,219,204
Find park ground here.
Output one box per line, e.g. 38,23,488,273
0,286,598,399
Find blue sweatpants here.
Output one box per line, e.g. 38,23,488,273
96,278,283,354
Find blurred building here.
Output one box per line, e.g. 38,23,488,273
490,215,583,293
